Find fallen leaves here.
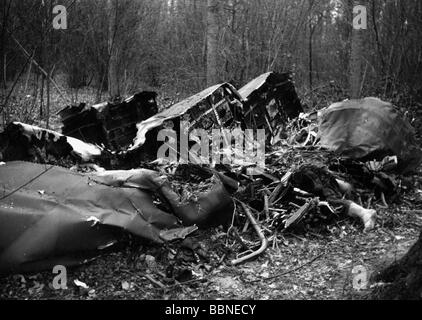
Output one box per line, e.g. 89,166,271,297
0,199,420,300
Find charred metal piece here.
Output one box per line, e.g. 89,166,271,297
238,72,303,139
129,83,243,154
59,91,158,151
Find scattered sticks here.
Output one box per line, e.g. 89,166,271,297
379,192,389,208
143,274,166,289
249,253,325,283
264,195,270,220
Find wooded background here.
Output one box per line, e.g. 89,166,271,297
1,0,422,127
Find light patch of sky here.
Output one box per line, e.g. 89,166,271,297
330,0,343,21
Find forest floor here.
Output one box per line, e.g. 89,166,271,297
0,199,421,300
1,86,422,300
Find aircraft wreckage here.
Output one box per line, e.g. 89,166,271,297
1,72,421,275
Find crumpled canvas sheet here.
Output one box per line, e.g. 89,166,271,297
318,97,422,173
0,162,235,275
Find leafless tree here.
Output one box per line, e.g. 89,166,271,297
206,0,220,86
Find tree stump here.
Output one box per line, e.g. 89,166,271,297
373,231,422,300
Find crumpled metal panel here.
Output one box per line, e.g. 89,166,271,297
0,122,102,162
129,83,243,151
319,97,422,173
0,162,236,275
239,72,303,136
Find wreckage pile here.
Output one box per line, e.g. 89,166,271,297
1,71,421,276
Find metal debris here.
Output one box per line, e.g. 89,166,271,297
129,83,243,152
0,122,102,163
239,72,303,142
59,91,159,151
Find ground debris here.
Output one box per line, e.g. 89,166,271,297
1,77,422,300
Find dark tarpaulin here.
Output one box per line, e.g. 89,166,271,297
318,97,422,173
0,162,236,275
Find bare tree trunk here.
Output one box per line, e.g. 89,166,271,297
39,75,44,118
374,230,422,300
39,2,46,120
107,0,120,99
371,0,385,71
0,1,6,90
349,0,366,99
309,21,313,92
206,0,219,86
46,69,51,129
1,0,11,91
45,0,53,129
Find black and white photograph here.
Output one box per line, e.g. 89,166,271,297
0,0,422,305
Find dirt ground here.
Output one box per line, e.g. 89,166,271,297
1,195,421,300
